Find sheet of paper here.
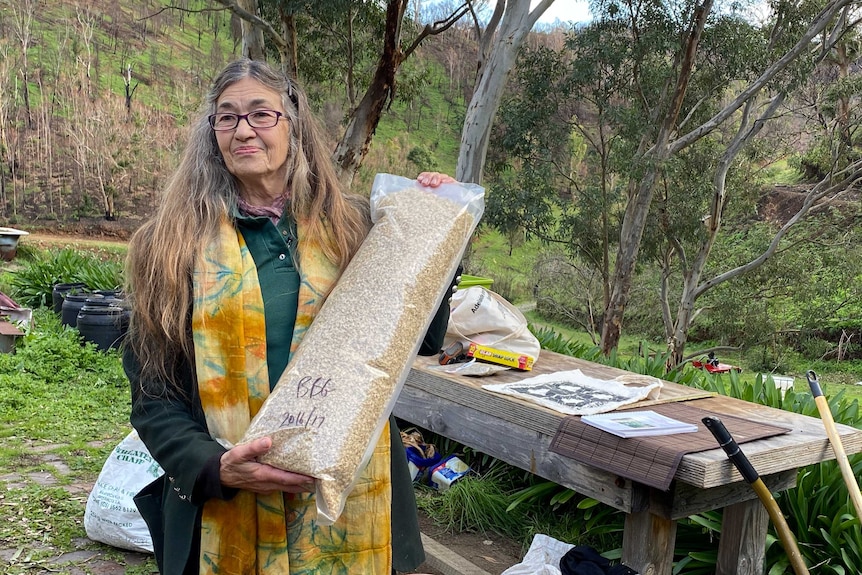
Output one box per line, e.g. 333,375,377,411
482,369,662,415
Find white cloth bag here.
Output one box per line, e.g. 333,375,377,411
84,429,163,553
445,286,541,360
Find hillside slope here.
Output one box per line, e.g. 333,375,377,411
0,0,473,236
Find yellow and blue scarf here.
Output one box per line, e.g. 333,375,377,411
192,216,391,574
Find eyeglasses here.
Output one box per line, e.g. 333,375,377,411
208,109,285,131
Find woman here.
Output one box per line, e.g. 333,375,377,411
124,58,455,575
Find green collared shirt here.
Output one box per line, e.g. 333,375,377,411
234,211,300,389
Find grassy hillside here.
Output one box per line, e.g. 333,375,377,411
0,0,471,232
7,0,861,385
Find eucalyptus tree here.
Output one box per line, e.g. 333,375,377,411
237,0,266,59
490,0,862,363
794,28,862,179
211,0,468,186
486,26,630,332
596,0,860,357
455,0,556,184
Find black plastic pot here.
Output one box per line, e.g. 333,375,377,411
52,283,88,314
61,293,102,328
77,300,130,351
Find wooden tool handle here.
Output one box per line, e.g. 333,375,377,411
807,370,862,521
813,395,862,519
704,416,810,575
750,478,810,575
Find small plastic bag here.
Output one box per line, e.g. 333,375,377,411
242,173,484,524
501,534,574,575
445,286,541,363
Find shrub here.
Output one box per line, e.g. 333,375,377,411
406,146,438,170
9,248,124,308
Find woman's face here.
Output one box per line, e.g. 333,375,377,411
214,77,291,202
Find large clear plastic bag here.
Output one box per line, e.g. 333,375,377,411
242,173,484,524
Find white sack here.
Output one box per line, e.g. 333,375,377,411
84,429,163,553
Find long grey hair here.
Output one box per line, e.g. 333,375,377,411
125,58,370,387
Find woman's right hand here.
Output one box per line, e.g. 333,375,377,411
417,171,456,187
220,437,315,495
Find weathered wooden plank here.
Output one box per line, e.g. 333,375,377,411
394,382,634,512
674,396,862,488
716,499,769,575
407,354,862,490
406,366,559,435
413,352,714,409
669,470,796,520
622,484,677,575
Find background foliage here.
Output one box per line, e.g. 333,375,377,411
1,0,862,572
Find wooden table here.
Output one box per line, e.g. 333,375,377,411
394,350,862,575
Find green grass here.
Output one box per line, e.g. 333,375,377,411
0,310,130,451
0,308,148,573
761,158,803,186
23,0,237,120
0,483,89,551
464,228,545,304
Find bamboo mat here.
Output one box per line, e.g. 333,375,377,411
549,402,790,490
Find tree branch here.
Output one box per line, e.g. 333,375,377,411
403,3,470,60
144,4,227,19
695,161,862,301
669,0,855,154
212,0,287,50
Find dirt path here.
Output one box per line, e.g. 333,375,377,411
0,439,524,575
23,232,129,251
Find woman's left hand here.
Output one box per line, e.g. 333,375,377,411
417,172,456,187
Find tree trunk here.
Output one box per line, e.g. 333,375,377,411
331,0,406,187
600,0,713,354
21,69,33,129
123,64,137,118
455,0,555,184
346,4,357,108
0,165,6,217
666,280,697,368
279,11,298,79
601,170,662,352
457,55,511,184
835,41,851,149
239,0,266,60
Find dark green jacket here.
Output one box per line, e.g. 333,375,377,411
128,350,433,575
129,214,451,574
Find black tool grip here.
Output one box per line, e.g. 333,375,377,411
702,416,760,484
806,370,823,398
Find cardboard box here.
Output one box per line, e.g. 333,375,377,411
466,342,535,370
